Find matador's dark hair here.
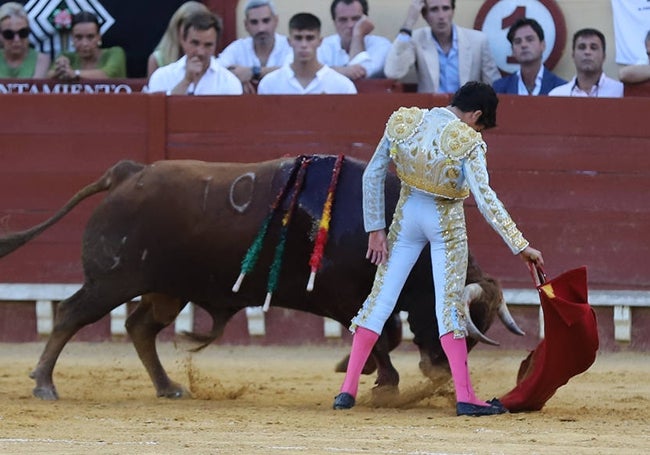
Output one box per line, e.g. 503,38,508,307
450,81,499,130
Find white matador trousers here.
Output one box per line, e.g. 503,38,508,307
351,186,468,337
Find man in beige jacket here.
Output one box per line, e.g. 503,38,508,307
384,0,499,93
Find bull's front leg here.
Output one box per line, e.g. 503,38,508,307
371,312,402,389
126,294,189,398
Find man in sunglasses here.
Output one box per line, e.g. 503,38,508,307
0,2,50,78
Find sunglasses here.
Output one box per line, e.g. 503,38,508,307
1,27,30,40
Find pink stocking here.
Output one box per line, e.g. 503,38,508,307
440,331,487,406
339,326,379,397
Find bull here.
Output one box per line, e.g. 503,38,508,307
0,155,523,401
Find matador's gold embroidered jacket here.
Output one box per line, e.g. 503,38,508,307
362,106,529,254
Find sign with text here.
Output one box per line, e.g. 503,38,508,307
0,78,147,94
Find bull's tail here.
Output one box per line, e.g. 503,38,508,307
0,160,145,258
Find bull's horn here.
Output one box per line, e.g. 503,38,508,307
463,284,500,346
497,298,526,336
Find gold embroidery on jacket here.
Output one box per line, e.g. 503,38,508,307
440,121,482,158
467,152,529,253
386,107,424,144
388,113,486,200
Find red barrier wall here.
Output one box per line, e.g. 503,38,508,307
0,91,648,286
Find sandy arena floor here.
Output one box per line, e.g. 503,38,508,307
0,341,648,454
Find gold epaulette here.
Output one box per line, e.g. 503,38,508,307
440,120,484,158
385,107,424,144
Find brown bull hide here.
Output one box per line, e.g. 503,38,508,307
0,155,509,401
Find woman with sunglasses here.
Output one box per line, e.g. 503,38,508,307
0,2,50,78
48,11,126,80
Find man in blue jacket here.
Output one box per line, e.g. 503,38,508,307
493,18,565,95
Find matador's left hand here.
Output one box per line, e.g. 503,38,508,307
366,230,388,265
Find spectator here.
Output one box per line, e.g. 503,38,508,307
48,11,126,80
257,12,357,94
0,2,50,78
618,31,650,84
147,1,210,77
217,0,292,93
384,0,500,93
318,0,391,80
148,11,242,95
493,18,566,95
549,28,623,98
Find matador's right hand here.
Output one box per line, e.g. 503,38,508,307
519,245,544,267
367,230,388,266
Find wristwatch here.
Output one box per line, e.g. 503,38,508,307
251,66,261,81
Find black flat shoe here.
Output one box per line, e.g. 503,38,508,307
456,400,508,416
333,392,355,410
487,398,507,413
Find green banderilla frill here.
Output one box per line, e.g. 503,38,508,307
232,156,304,293
263,156,311,311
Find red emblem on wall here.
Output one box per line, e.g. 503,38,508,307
474,0,567,73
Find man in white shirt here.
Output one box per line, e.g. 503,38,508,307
217,0,292,93
258,13,357,95
318,0,391,80
611,0,650,65
548,28,623,98
148,11,242,95
619,31,650,84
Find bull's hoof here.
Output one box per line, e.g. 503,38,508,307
419,361,451,387
156,384,190,399
370,384,399,407
33,386,59,401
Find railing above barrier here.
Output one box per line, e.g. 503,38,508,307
0,283,647,346
2,77,647,96
0,78,410,95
